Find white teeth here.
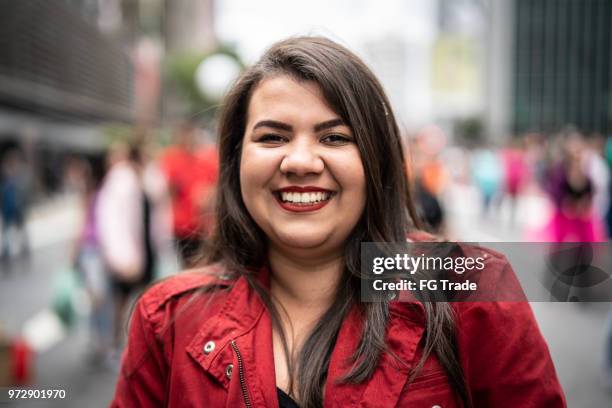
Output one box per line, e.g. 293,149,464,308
280,191,331,204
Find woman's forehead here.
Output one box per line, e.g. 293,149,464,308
246,75,342,128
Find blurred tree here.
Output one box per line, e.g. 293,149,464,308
165,46,244,120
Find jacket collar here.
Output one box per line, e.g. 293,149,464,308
186,265,427,407
186,270,267,385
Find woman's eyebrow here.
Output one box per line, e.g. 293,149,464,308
252,118,346,132
253,120,292,131
314,118,346,132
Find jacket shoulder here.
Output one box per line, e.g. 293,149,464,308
140,264,233,317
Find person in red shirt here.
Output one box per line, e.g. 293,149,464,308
160,122,218,266
193,143,219,240
112,37,565,407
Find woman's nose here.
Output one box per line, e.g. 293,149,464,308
279,140,324,176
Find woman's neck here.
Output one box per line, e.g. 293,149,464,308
268,245,344,317
267,246,345,396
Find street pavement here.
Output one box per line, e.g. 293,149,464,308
1,189,611,407
1,196,117,407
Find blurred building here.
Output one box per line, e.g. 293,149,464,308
513,0,611,135
0,0,134,124
0,0,137,195
163,0,216,54
486,0,612,138
0,0,219,195
435,0,486,114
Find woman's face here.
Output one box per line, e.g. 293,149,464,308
240,75,366,256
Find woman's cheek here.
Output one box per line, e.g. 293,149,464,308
328,151,366,201
242,146,283,178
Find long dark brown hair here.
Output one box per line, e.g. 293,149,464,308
205,36,470,407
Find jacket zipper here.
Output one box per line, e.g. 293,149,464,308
230,340,252,408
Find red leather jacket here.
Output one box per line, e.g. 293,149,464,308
111,257,566,407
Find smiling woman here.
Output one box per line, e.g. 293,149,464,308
111,37,566,408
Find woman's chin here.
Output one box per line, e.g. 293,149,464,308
273,229,332,251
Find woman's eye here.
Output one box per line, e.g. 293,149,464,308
259,134,286,143
321,134,352,145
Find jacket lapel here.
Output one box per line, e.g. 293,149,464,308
185,275,265,387
358,302,426,407
186,270,280,406
324,302,426,408
323,305,366,407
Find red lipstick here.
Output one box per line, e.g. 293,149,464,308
274,186,334,213
276,186,333,193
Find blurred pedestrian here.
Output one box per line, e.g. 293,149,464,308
501,138,528,224
140,142,174,278
524,132,548,191
602,137,612,392
409,126,448,234
547,133,604,242
585,134,610,232
414,180,445,233
471,147,502,216
0,148,31,265
97,140,166,351
193,140,219,243
602,136,612,239
67,154,113,364
160,121,218,266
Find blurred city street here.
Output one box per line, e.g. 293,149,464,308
1,1,612,407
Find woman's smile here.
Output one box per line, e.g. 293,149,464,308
273,186,336,212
